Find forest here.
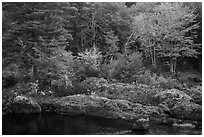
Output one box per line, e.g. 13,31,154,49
2,2,202,135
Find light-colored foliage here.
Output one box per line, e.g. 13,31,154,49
132,2,199,73
78,46,102,72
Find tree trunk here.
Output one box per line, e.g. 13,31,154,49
170,57,177,73
170,61,174,73
152,46,156,68
150,39,156,69
149,39,154,67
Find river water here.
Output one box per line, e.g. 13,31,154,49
2,113,202,135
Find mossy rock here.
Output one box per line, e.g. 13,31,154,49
11,96,41,114
154,89,202,121
36,94,166,121
154,89,194,103
171,101,202,121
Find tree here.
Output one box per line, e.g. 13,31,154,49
132,12,159,68
132,2,200,73
73,3,131,52
154,2,200,73
104,30,119,60
2,3,73,80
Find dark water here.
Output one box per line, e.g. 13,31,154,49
2,113,202,135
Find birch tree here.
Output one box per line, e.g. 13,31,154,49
132,2,199,73
154,2,200,73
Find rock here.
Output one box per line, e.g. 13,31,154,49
38,94,165,121
171,101,202,121
12,96,41,114
154,89,202,121
39,94,139,120
132,104,164,118
114,99,133,111
161,117,175,126
154,89,194,103
132,118,150,131
158,103,170,114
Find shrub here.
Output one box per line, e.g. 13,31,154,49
2,63,26,88
136,71,180,89
149,73,180,89
72,82,90,95
2,89,16,114
77,46,102,78
106,52,144,82
157,76,179,89
94,82,160,105
177,72,202,86
98,63,107,78
37,49,77,96
4,81,40,96
136,71,152,85
80,77,108,92
50,74,74,97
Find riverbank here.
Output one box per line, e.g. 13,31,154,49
2,77,202,131
3,90,202,130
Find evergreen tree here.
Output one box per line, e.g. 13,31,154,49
2,2,73,79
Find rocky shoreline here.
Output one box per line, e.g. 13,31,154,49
3,88,202,130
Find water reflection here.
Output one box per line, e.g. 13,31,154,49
2,113,202,135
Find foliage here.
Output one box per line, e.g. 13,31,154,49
136,71,181,89
2,89,16,114
80,77,108,92
2,3,73,80
51,79,73,97
94,82,160,105
182,85,202,105
66,2,132,55
2,2,202,99
2,63,33,88
136,71,153,85
104,30,120,60
154,3,199,56
39,48,76,96
155,76,179,89
107,51,144,82
176,72,202,87
77,46,102,78
132,2,200,73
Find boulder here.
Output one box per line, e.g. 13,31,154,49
39,94,139,120
132,118,150,131
12,96,41,114
171,101,202,121
38,94,165,121
154,89,194,103
133,104,164,118
154,89,202,121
